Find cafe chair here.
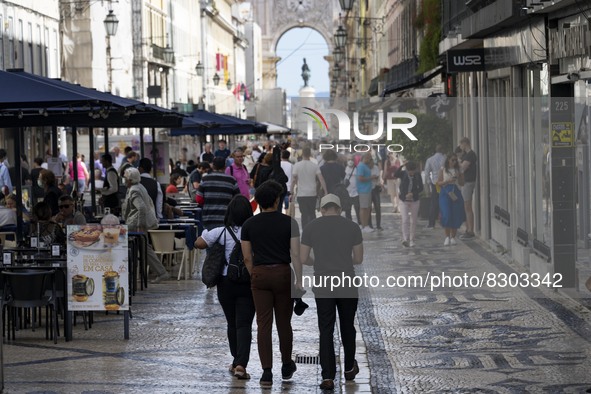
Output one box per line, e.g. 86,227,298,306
148,230,184,271
1,270,59,344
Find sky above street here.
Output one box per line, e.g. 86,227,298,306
276,27,329,97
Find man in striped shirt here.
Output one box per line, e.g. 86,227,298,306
195,157,239,230
424,144,446,229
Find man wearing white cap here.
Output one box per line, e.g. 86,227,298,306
299,194,364,391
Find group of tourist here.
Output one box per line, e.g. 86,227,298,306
196,179,364,390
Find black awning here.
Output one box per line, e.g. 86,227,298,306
381,66,444,97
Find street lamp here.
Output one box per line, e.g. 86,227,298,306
195,61,204,76
334,24,347,48
339,0,354,11
163,45,174,63
213,73,221,86
333,64,341,79
333,47,344,63
103,10,119,37
226,79,232,91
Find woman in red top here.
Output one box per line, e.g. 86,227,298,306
165,174,181,194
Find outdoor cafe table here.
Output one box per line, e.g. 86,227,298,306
1,255,73,341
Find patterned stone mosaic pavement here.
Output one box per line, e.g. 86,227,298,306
2,207,591,393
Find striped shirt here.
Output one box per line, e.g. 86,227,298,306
196,172,239,230
424,152,446,185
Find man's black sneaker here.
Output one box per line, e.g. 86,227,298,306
260,369,273,387
281,360,297,380
319,379,335,390
344,360,359,381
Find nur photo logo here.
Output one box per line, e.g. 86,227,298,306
303,107,418,153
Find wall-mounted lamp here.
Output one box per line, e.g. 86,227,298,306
334,25,347,48
333,47,344,63
195,61,204,76
333,65,341,79
163,45,174,63
226,79,232,91
213,73,221,86
338,0,354,11
103,10,119,36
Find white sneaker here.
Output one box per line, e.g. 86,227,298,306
409,240,415,247
450,237,457,246
362,227,375,233
443,237,450,246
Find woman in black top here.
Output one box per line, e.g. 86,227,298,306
394,161,423,247
39,169,62,216
320,150,345,193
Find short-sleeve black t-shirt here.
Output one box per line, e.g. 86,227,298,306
301,215,362,276
462,150,478,182
241,211,300,266
320,162,346,194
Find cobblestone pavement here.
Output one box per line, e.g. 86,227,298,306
3,205,591,393
354,209,591,393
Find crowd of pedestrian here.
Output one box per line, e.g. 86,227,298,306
0,134,480,390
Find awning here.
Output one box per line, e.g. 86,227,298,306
260,121,291,134
169,110,267,136
0,70,184,128
381,66,444,97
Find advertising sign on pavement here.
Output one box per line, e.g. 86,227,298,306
67,224,129,311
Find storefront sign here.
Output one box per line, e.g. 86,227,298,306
447,49,485,72
67,224,129,311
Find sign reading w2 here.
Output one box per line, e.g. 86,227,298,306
303,108,418,141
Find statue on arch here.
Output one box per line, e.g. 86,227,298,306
301,58,311,87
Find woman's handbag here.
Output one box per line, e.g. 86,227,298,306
201,230,226,288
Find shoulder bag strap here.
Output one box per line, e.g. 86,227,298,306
346,164,357,182
225,226,240,243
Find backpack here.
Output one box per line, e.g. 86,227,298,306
332,183,352,211
225,227,250,284
201,230,226,288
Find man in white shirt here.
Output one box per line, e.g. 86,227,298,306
112,146,125,170
0,149,13,194
291,147,327,229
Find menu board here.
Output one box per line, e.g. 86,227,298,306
66,224,129,311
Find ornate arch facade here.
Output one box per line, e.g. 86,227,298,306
251,0,340,89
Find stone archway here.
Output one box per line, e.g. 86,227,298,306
252,0,340,89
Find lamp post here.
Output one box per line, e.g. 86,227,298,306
103,10,119,93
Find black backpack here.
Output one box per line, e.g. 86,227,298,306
225,227,250,283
